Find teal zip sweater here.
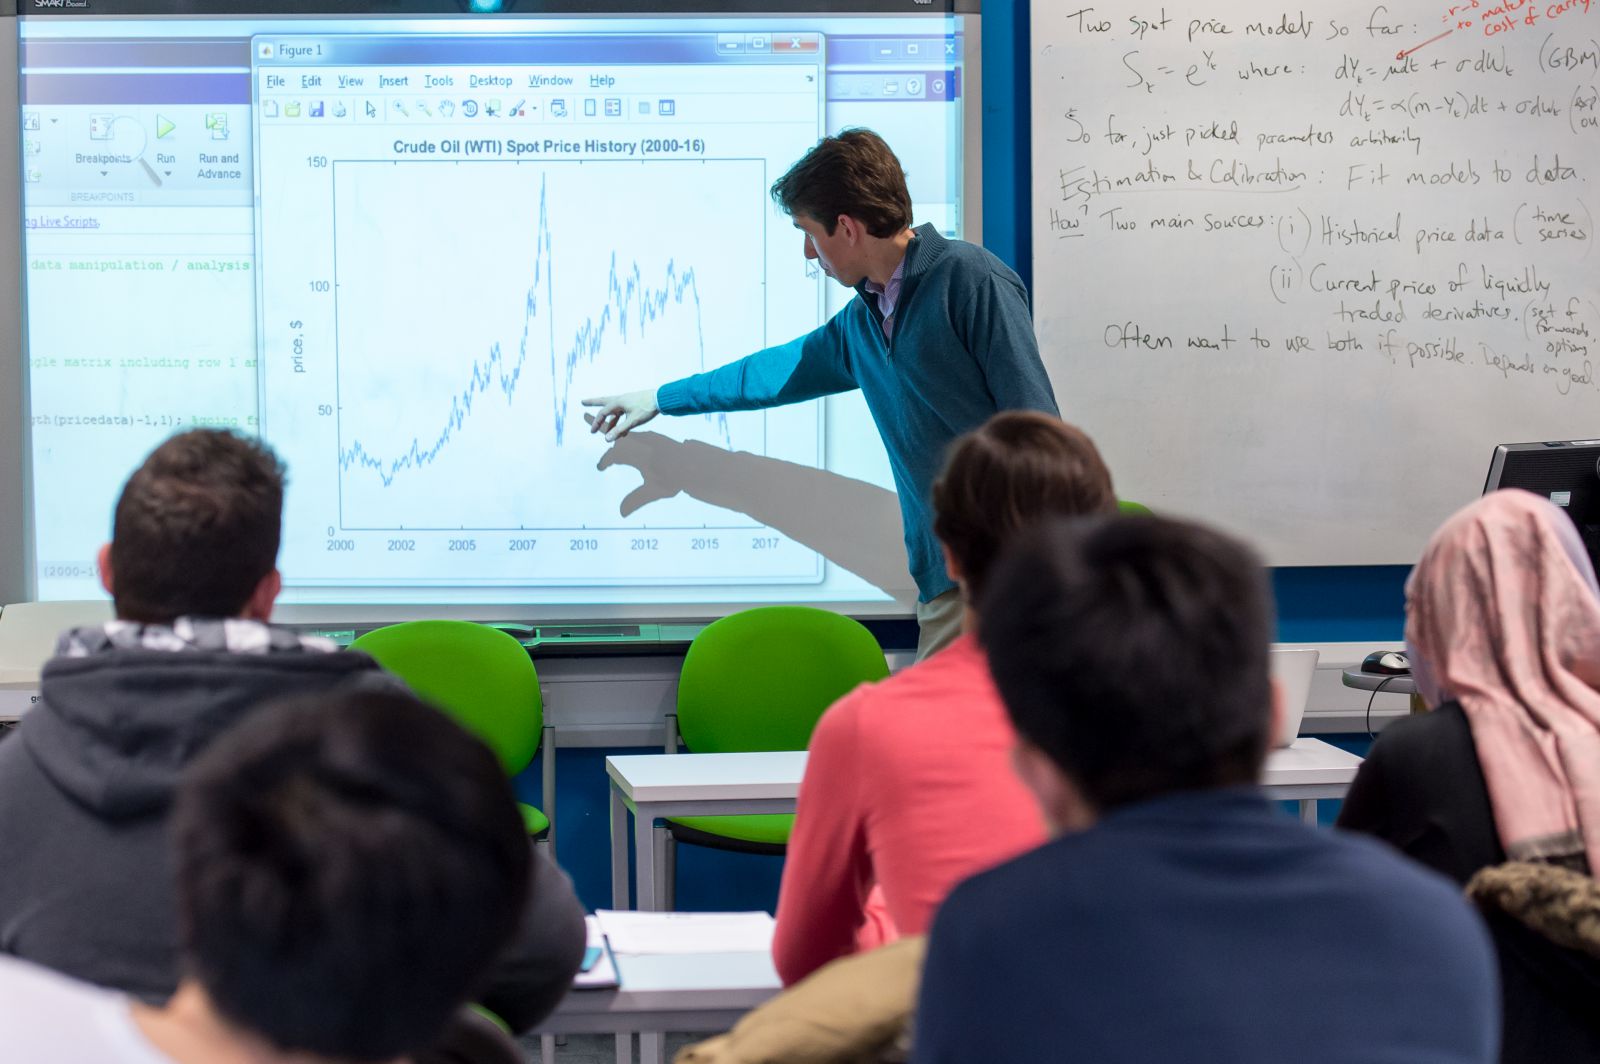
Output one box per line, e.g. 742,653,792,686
656,225,1058,602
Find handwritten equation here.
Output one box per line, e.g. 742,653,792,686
1039,3,1597,396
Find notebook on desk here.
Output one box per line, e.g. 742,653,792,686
572,916,619,990
575,911,776,992
593,910,775,956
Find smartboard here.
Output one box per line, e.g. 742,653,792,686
14,4,982,620
1032,2,1600,564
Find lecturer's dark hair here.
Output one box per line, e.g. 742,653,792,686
109,429,284,624
932,412,1116,602
172,689,530,1061
771,128,912,237
981,515,1274,810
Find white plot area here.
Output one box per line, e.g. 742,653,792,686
331,158,785,530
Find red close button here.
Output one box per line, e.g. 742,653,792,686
776,32,819,53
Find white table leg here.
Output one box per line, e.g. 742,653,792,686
1299,799,1318,824
637,811,667,1061
634,802,659,911
610,790,635,1064
662,829,677,911
653,826,671,909
609,784,629,909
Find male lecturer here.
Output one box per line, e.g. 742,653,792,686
585,129,1057,658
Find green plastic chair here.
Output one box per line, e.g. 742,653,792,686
658,606,890,902
350,620,554,844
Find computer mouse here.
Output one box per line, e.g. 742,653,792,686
1361,650,1411,675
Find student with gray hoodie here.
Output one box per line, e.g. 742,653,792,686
0,428,584,1033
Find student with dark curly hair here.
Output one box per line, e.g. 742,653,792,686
0,429,584,1035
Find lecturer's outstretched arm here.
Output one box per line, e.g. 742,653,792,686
581,316,858,441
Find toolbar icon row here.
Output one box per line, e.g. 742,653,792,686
260,97,682,121
85,113,229,141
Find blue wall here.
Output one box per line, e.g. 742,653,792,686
535,0,1411,915
980,0,1030,290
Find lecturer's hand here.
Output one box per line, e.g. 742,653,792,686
581,389,660,442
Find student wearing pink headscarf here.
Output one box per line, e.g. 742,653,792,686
1338,488,1600,1062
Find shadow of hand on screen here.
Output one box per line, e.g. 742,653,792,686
594,430,912,599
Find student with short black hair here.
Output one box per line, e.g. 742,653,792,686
0,428,584,1033
0,688,534,1062
990,516,1275,809
912,514,1500,1064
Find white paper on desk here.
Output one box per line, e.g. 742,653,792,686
572,915,619,990
594,909,775,955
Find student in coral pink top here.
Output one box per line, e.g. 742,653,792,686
772,412,1120,985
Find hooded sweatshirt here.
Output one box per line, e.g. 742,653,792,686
0,618,587,1033
0,621,390,1000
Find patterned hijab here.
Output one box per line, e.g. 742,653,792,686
1405,489,1600,870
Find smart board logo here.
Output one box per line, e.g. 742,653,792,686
33,0,90,8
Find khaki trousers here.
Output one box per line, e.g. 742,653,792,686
914,589,964,661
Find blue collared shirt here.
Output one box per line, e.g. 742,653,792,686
862,258,905,341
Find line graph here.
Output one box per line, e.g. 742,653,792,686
326,158,796,531
339,174,731,490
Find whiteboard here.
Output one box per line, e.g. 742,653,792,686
1031,2,1600,565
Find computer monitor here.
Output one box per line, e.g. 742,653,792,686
4,0,983,623
1483,440,1600,574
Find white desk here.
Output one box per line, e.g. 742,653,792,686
541,949,780,1037
607,751,803,913
540,943,779,1064
1263,738,1367,820
605,739,1365,912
